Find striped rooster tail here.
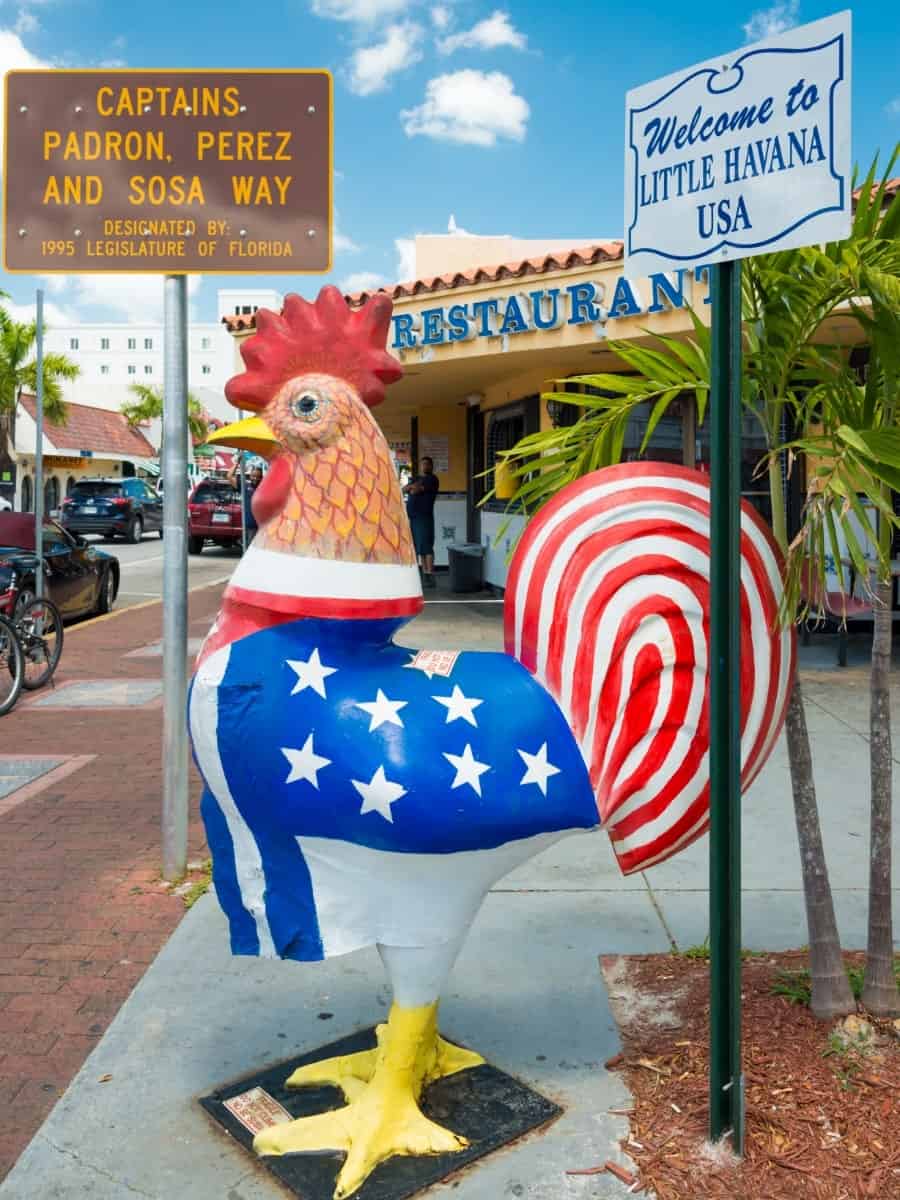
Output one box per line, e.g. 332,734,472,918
504,463,795,875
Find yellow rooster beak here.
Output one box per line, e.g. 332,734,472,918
204,416,280,460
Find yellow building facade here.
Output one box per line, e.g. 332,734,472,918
224,232,864,589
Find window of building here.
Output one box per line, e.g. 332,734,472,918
127,337,136,350
484,396,541,505
127,364,136,375
44,476,60,515
201,336,211,350
144,338,153,350
144,364,153,375
100,364,110,376
69,337,79,350
100,337,110,350
201,364,211,375
66,476,76,496
21,475,32,513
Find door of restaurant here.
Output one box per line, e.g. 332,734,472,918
466,404,484,543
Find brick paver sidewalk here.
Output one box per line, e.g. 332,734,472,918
0,584,223,1180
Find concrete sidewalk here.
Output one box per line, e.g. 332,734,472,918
0,586,219,1180
2,593,897,1198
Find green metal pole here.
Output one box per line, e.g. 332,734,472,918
708,257,744,1152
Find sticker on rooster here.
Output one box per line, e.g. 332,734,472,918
188,285,794,1198
405,649,459,678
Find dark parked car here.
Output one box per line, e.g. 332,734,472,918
0,513,119,621
59,478,163,543
188,479,243,554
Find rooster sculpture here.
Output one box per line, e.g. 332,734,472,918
189,286,794,1198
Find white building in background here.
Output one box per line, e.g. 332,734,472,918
42,288,281,429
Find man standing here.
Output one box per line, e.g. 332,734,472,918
404,455,439,589
228,456,263,548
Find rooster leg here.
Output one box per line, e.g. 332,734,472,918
255,938,483,1199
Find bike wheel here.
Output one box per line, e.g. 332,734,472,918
15,597,64,691
0,615,23,716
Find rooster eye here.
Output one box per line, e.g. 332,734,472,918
290,391,327,423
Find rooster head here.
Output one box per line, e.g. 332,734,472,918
224,287,416,570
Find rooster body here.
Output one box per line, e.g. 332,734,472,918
189,287,793,1198
191,617,597,966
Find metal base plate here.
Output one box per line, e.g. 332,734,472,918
200,1026,562,1200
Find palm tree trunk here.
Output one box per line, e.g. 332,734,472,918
783,678,856,1017
769,458,854,1018
862,576,900,1014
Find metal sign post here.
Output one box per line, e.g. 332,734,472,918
708,258,743,1148
161,275,189,882
34,288,44,599
624,11,852,1153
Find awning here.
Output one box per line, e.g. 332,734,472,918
140,461,161,477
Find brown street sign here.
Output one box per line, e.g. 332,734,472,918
3,69,332,274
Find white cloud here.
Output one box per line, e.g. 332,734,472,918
743,0,799,42
401,70,529,147
311,0,416,22
340,270,386,293
349,22,423,95
334,208,360,254
37,274,69,295
2,296,78,327
886,97,900,118
13,10,40,35
431,4,451,30
437,10,526,55
61,274,202,323
395,237,416,280
0,29,50,159
0,26,49,71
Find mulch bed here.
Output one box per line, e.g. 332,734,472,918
596,952,900,1200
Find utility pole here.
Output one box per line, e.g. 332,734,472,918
708,258,744,1151
161,275,189,881
34,289,45,599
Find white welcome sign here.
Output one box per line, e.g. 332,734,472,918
624,10,851,273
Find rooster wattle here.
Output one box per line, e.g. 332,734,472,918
189,286,794,1198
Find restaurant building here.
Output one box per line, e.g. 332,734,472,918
224,230,867,589
3,396,155,515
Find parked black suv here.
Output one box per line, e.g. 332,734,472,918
59,478,163,543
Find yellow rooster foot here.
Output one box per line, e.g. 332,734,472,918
284,1019,483,1101
254,1001,484,1199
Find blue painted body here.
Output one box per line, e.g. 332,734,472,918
190,618,598,963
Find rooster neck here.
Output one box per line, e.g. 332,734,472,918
258,409,416,567
223,411,423,624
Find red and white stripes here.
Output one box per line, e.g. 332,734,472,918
505,462,795,875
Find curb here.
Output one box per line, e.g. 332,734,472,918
65,576,229,634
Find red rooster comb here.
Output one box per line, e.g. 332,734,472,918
225,285,402,412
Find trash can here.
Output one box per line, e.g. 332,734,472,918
447,544,485,593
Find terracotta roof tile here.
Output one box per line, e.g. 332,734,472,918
853,177,900,202
221,240,625,331
19,396,156,459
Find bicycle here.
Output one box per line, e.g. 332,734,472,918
0,613,24,716
0,572,64,692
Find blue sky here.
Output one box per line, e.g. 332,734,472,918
0,0,896,326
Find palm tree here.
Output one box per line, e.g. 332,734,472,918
0,309,80,426
494,153,900,1020
782,290,900,1016
120,382,209,445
